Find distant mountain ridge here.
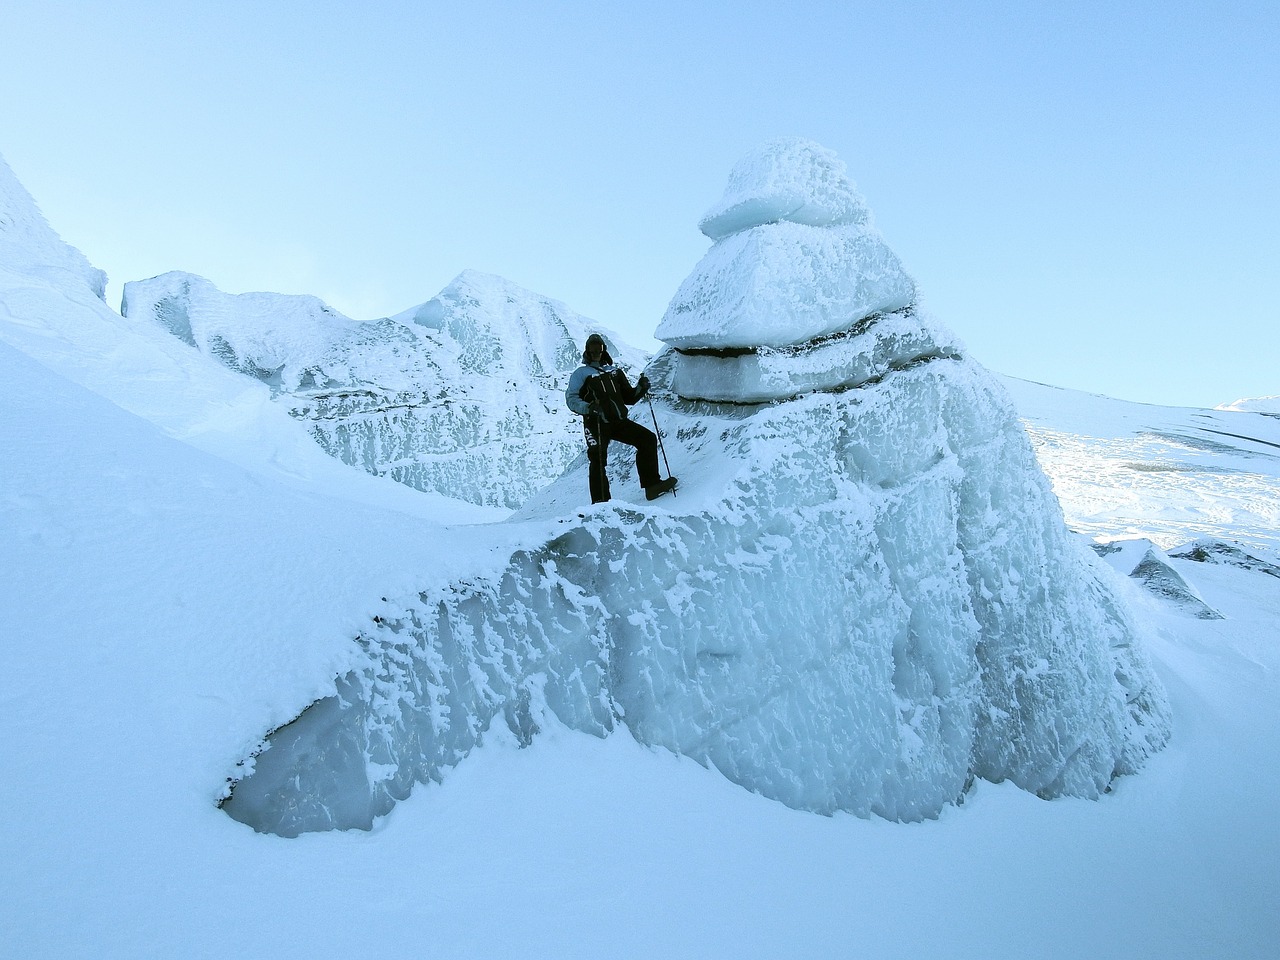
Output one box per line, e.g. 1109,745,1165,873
122,268,642,509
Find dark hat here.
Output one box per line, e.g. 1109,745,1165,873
583,333,612,364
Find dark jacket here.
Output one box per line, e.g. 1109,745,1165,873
565,360,647,422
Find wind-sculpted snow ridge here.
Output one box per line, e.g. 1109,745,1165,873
122,269,638,509
0,153,106,299
221,138,1169,836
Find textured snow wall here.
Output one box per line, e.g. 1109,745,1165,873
122,269,637,509
222,355,1171,836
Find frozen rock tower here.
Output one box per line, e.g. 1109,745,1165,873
656,137,951,402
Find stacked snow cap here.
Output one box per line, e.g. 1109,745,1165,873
696,137,871,241
655,138,949,403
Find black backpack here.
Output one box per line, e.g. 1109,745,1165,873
579,367,631,423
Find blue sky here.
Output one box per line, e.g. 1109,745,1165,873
2,0,1275,407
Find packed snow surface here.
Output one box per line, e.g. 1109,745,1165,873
1004,376,1280,553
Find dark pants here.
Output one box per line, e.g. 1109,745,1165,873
585,416,660,503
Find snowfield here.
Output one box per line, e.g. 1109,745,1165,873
3,144,1279,958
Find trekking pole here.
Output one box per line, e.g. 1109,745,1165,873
645,394,674,493
629,358,675,492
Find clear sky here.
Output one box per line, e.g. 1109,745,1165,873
2,0,1275,408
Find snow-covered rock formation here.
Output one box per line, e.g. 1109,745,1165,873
123,270,637,509
223,139,1171,837
655,138,931,403
1093,538,1224,619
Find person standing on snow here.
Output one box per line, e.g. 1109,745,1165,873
565,333,678,504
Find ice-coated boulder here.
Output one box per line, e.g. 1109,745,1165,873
222,142,1170,837
123,269,639,509
658,221,919,353
656,139,919,399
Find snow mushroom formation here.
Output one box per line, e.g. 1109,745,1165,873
123,270,637,509
222,139,1171,837
655,137,928,403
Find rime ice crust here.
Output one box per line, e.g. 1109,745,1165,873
658,221,918,351
216,140,1169,836
697,138,871,240
123,269,636,509
0,143,1170,839
655,138,919,400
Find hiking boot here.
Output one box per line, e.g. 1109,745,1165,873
645,476,678,501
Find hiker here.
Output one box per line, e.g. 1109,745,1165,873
565,334,677,504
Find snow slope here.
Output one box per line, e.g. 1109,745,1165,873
1004,375,1280,554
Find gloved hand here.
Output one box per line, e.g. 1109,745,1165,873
636,374,650,399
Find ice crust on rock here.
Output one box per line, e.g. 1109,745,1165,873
698,138,871,240
224,356,1171,836
663,308,963,403
1169,538,1280,578
123,269,636,509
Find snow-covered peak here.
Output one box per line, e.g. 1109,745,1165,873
0,152,106,299
121,271,359,391
393,268,640,379
697,137,870,241
1217,395,1280,415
